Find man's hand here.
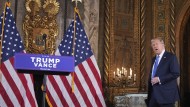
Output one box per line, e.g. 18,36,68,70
151,77,160,85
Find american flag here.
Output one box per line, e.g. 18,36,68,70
46,11,106,107
0,5,38,106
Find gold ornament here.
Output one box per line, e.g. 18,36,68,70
23,0,60,54
43,0,59,16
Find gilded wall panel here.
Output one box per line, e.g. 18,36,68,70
153,0,170,50
153,0,176,53
104,0,141,105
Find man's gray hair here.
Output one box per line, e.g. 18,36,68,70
151,37,165,44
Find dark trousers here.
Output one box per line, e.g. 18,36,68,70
149,93,175,107
33,74,44,107
33,74,49,107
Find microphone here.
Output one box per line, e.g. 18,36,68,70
42,34,47,53
42,34,47,40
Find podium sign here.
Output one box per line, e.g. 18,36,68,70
14,53,75,75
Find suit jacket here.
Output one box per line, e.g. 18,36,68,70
147,51,180,104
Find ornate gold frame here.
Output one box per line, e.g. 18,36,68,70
23,0,59,54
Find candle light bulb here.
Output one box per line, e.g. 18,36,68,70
125,70,127,76
134,74,136,81
130,68,132,76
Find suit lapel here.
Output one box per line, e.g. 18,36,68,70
156,51,168,73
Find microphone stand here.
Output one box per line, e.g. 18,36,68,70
42,34,47,107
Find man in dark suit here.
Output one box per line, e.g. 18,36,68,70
146,37,180,107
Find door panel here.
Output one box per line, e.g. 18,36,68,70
181,16,190,107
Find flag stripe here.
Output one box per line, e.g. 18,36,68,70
90,56,101,77
0,94,7,107
62,75,87,107
55,76,72,106
58,76,81,107
78,63,101,107
0,71,19,106
48,76,68,106
1,61,24,106
5,59,33,107
47,77,62,106
87,57,103,91
0,83,13,107
46,78,58,107
86,57,106,106
18,74,36,107
23,74,38,106
10,57,36,107
75,66,96,107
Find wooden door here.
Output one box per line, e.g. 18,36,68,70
181,16,190,107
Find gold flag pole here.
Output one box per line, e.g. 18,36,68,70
0,2,11,82
71,0,82,93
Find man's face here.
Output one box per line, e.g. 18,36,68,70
151,39,165,55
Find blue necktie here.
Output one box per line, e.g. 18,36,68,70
152,56,159,78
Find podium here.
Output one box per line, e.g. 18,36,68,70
14,53,75,75
14,53,75,107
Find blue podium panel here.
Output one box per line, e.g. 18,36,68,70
14,53,75,75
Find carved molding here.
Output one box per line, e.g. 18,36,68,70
103,0,111,105
140,0,146,91
169,0,176,53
